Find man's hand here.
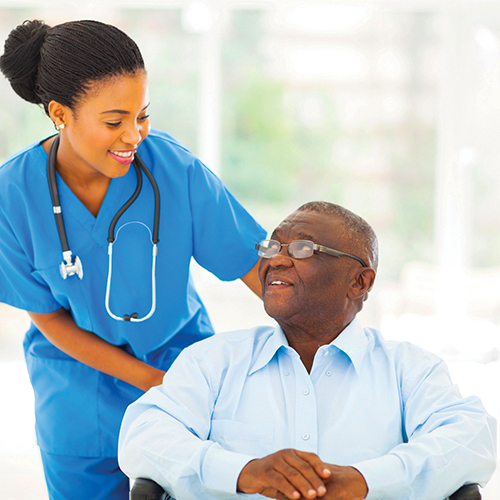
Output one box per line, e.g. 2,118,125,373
276,465,368,500
237,449,332,499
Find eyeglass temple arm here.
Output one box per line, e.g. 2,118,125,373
315,244,367,267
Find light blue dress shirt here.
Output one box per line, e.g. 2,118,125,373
118,318,497,500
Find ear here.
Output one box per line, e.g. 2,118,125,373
348,267,376,301
48,100,70,129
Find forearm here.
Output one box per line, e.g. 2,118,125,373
119,385,255,499
28,308,165,391
350,354,497,500
354,397,497,499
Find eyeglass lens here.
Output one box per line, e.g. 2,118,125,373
257,240,315,259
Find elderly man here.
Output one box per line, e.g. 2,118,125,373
118,202,496,500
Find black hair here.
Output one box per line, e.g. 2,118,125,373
0,19,145,115
297,201,379,270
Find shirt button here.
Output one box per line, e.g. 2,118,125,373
303,388,310,395
302,433,310,440
283,370,290,376
325,371,332,377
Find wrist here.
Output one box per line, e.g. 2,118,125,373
137,366,165,392
237,459,258,493
349,466,368,499
148,367,166,390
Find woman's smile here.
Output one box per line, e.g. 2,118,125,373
108,149,136,164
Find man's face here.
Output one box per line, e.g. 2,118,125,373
259,210,362,328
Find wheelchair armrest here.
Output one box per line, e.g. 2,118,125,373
128,477,480,500
448,483,481,500
130,478,171,500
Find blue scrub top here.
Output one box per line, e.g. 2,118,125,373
0,129,266,457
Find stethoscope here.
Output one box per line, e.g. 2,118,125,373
47,134,160,322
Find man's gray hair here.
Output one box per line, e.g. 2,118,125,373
297,201,379,270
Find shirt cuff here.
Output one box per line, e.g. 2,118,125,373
353,454,406,499
202,445,256,495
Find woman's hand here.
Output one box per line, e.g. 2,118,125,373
28,308,165,391
240,258,263,298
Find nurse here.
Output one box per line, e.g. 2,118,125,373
0,19,266,500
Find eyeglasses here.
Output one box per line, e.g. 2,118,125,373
256,239,367,267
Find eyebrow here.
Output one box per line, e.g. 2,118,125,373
295,231,316,241
100,103,150,115
271,229,317,242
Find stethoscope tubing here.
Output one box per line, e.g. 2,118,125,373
134,153,160,244
47,133,160,322
47,135,69,251
105,223,158,323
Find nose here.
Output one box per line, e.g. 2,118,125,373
121,122,144,147
268,245,293,268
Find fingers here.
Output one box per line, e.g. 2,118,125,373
294,450,332,480
259,468,303,500
278,449,328,498
237,449,328,500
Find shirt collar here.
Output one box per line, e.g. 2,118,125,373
249,317,368,375
249,324,288,375
329,316,368,374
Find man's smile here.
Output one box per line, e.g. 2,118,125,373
265,275,294,291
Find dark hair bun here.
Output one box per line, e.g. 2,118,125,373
0,19,50,104
1,19,144,115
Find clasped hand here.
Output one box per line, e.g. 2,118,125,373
237,449,367,500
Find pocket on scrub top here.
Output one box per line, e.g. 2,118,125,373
25,352,102,457
31,264,93,332
209,419,275,456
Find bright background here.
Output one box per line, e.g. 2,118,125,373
0,0,500,498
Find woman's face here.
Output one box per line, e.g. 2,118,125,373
57,71,151,180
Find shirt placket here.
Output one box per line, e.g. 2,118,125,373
289,352,318,453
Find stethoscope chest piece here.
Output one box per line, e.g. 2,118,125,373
59,251,84,279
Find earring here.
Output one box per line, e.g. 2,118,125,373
56,123,65,131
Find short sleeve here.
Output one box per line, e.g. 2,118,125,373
188,160,267,281
0,186,60,314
